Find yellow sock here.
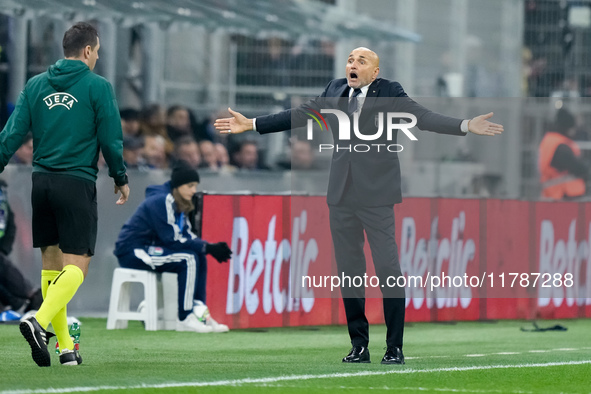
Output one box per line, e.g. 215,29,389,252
41,270,59,298
41,270,74,351
36,265,84,335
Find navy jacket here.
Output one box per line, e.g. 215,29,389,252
256,78,465,206
114,181,206,256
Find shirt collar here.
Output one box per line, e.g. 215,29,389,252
349,84,370,97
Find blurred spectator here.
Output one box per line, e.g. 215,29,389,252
9,133,33,165
539,108,588,200
276,139,318,170
167,105,193,142
291,139,316,170
266,37,291,87
143,134,169,169
0,179,43,314
173,136,201,169
123,136,146,170
215,143,234,172
232,140,266,170
194,117,216,143
199,140,218,170
140,104,166,135
140,104,174,155
120,108,142,139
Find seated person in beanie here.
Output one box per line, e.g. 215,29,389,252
114,161,232,333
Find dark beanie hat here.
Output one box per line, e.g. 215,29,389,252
170,161,200,189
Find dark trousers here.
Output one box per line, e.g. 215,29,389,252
117,247,207,321
0,253,34,310
329,201,406,349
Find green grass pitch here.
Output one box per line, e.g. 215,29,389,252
0,318,589,393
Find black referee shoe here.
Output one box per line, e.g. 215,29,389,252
60,349,83,366
19,316,51,367
381,347,405,365
342,346,370,363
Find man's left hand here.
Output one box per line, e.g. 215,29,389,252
468,112,504,136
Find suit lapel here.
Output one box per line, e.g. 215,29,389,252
335,83,350,113
337,83,350,98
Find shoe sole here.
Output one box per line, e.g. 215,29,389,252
19,320,50,367
60,356,82,366
60,352,82,366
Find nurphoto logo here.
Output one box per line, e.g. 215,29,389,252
306,109,418,153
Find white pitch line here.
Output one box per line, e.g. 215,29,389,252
1,360,589,394
406,355,451,360
255,383,534,394
408,347,589,360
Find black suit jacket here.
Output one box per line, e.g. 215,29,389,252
256,78,465,206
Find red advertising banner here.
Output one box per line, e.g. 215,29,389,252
484,199,533,320
534,202,590,319
202,195,591,329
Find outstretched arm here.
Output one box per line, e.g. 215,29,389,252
213,108,254,135
214,82,332,136
467,112,504,136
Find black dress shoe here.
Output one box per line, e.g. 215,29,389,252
381,347,404,364
342,346,370,363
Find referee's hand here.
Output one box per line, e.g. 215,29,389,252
213,108,253,135
115,184,130,205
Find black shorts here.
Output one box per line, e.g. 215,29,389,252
31,172,97,256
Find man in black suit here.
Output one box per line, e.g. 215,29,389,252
214,47,503,364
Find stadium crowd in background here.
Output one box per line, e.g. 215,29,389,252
1,98,324,172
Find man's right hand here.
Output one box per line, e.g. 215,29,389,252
115,184,130,205
213,108,253,135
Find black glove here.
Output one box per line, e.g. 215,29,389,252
205,242,232,263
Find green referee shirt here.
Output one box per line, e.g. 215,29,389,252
0,59,127,186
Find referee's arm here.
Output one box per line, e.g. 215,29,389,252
95,81,127,187
0,90,32,171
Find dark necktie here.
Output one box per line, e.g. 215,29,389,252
348,88,362,115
